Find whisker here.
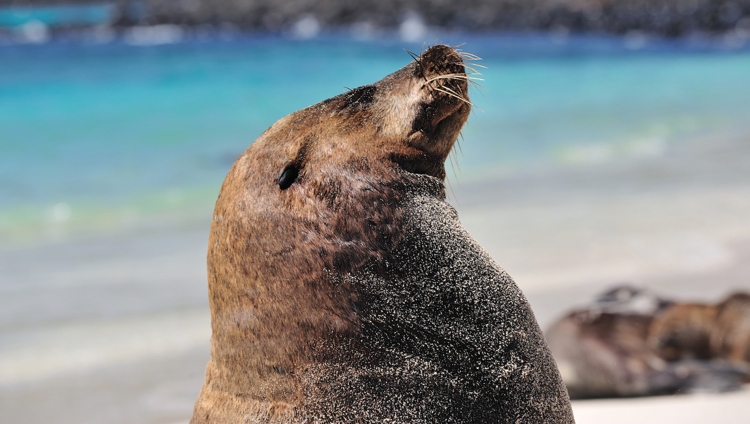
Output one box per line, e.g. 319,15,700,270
451,63,485,76
462,56,482,62
457,132,465,156
468,79,487,90
405,49,428,81
425,74,485,84
433,86,466,101
446,156,458,204
459,52,483,62
426,67,488,103
461,60,487,69
455,54,489,97
446,149,463,211
462,64,486,74
462,78,488,97
425,74,487,93
452,145,461,173
432,86,482,111
435,85,466,100
425,78,483,93
469,82,488,99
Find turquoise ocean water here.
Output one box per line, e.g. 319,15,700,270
1,33,750,242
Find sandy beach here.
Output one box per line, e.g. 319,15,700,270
1,127,750,423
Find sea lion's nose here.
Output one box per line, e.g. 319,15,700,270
417,45,466,79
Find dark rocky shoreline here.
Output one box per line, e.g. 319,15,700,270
1,0,750,37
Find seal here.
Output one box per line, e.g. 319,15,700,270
711,292,750,363
547,286,750,399
649,291,750,364
545,285,679,398
190,44,574,423
648,302,716,361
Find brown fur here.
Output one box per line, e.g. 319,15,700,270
191,45,472,422
712,292,750,363
546,310,672,398
648,303,717,361
649,292,750,364
547,287,750,398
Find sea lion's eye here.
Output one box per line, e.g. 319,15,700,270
278,163,299,190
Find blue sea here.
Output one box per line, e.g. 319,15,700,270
2,32,750,242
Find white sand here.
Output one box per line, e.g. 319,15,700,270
0,308,209,384
573,388,750,424
1,131,749,423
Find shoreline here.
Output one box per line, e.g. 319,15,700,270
2,25,750,48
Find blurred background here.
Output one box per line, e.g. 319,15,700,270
1,1,749,423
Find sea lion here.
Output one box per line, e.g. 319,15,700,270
712,292,750,363
649,291,750,364
546,285,679,399
648,303,716,361
546,285,749,399
190,45,574,423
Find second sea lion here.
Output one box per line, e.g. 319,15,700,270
547,286,750,399
649,291,750,364
712,292,750,362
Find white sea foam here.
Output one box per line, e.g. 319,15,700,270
399,12,427,43
556,137,667,164
124,24,184,45
573,387,750,424
291,14,320,39
15,20,50,44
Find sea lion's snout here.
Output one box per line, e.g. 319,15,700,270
402,45,472,162
414,45,470,124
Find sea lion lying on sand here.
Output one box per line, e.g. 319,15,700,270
649,292,750,364
712,292,750,363
547,286,749,399
546,286,679,399
190,45,574,423
648,303,716,361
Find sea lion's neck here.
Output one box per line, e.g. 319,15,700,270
391,150,447,182
395,168,447,201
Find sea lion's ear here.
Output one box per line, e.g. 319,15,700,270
278,162,300,190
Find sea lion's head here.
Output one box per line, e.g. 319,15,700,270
255,44,472,190
332,43,473,176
